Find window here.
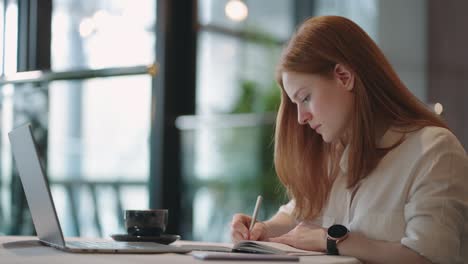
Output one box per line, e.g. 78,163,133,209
178,0,294,242
48,0,156,237
0,0,157,237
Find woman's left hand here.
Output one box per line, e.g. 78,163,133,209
268,221,327,252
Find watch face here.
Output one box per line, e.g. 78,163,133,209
328,224,348,238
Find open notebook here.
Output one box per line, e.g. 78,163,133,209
233,241,323,255
192,252,300,261
178,240,323,256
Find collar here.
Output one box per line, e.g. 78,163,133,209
338,127,405,173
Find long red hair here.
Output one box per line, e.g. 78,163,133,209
275,16,447,220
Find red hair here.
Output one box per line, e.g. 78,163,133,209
275,16,447,220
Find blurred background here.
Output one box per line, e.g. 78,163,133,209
0,0,466,242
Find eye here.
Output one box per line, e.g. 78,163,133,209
301,95,310,104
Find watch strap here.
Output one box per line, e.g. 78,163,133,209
326,238,340,255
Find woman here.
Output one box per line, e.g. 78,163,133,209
230,16,468,264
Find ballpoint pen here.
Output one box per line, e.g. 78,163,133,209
249,195,263,232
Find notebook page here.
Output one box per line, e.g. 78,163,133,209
175,241,233,252
192,252,300,261
243,241,324,256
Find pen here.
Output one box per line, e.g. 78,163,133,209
249,195,263,232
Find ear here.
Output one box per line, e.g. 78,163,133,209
334,64,354,91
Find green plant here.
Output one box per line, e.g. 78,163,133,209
231,80,280,114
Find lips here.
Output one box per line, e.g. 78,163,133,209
310,124,321,130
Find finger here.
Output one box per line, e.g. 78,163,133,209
231,220,250,238
249,223,266,241
249,229,261,241
232,214,252,225
232,213,251,222
231,231,247,243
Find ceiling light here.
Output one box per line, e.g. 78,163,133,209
225,0,248,22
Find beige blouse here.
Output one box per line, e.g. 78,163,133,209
279,126,468,264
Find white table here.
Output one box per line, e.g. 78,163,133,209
0,236,361,264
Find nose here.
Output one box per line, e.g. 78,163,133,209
297,106,313,125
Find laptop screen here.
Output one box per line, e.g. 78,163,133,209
8,124,66,247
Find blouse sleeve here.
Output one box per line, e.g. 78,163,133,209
278,200,296,215
401,131,468,264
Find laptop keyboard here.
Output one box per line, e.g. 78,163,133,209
64,240,192,253
67,241,149,249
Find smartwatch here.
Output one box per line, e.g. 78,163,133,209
326,224,349,255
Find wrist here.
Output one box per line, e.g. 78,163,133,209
321,228,328,252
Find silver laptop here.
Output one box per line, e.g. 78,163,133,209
8,123,190,254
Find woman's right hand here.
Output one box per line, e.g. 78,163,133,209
230,213,269,243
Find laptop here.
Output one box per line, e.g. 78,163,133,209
8,123,190,254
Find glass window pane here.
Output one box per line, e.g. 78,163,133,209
48,76,151,237
199,0,244,31
0,0,19,235
314,0,379,40
199,0,293,40
184,0,294,242
181,124,276,242
0,0,4,74
51,0,156,71
2,77,152,237
2,83,50,235
243,0,294,40
196,31,241,115
0,77,151,236
196,31,282,115
47,0,156,238
241,40,282,92
3,0,18,75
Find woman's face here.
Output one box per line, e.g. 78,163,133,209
282,66,355,143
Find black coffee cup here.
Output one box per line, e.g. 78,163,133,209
125,209,168,237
